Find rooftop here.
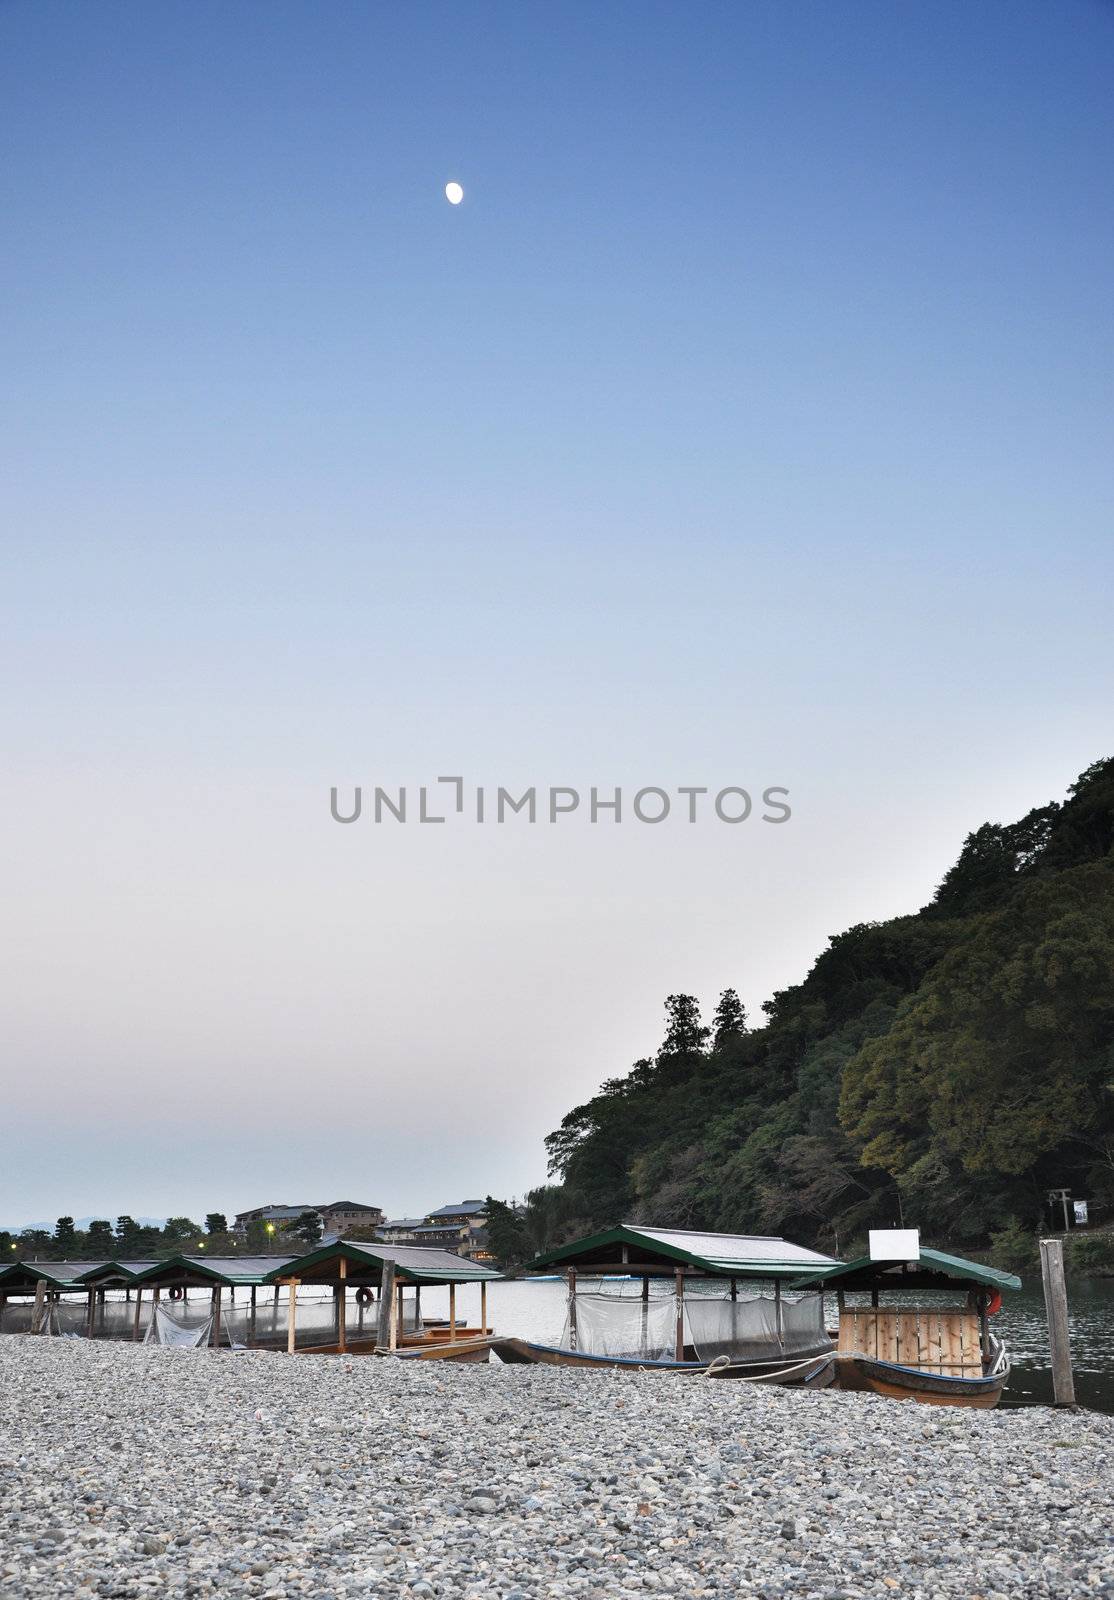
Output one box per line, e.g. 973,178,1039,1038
524,1223,841,1280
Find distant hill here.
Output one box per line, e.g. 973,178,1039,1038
536,757,1114,1255
2,1216,167,1237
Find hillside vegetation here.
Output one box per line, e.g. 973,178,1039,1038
504,758,1114,1261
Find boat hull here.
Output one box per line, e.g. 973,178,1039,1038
839,1352,1008,1408
489,1338,835,1385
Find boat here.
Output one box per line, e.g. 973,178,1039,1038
790,1232,1021,1409
486,1336,836,1386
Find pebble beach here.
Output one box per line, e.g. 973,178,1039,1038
2,1338,1112,1600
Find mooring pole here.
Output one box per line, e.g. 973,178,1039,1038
1039,1237,1075,1406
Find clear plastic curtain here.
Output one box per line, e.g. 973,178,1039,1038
560,1285,828,1363
144,1303,213,1349
682,1292,826,1362
561,1291,678,1360
44,1299,95,1339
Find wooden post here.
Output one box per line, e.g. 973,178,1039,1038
249,1285,257,1346
337,1257,347,1354
448,1282,457,1342
86,1288,96,1336
641,1275,649,1354
376,1262,396,1350
414,1284,421,1330
132,1287,144,1341
210,1286,222,1348
774,1280,784,1352
31,1278,47,1335
674,1270,685,1361
96,1287,106,1333
286,1279,298,1355
566,1269,577,1350
480,1280,487,1336
730,1278,737,1301
1040,1238,1075,1406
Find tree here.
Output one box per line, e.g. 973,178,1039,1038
87,1219,114,1253
711,989,747,1051
19,1228,52,1254
163,1217,201,1243
205,1213,227,1235
289,1211,322,1249
115,1215,141,1253
483,1197,529,1267
55,1217,76,1252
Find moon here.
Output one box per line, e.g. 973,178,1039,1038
444,181,464,206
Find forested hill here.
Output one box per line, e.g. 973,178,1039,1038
524,758,1114,1259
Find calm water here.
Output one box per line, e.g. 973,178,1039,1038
10,1276,1114,1413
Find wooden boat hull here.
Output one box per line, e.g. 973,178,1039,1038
489,1338,835,1386
838,1352,1008,1408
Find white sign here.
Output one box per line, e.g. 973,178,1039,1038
1074,1201,1089,1225
869,1228,921,1261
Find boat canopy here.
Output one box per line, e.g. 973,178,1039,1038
522,1224,841,1280
0,1260,105,1292
264,1239,502,1288
132,1255,297,1290
790,1245,1021,1293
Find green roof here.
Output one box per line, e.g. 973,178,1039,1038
132,1254,292,1288
0,1260,104,1290
790,1245,1021,1293
523,1224,842,1280
266,1239,501,1287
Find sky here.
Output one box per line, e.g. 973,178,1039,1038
2,1,1112,1229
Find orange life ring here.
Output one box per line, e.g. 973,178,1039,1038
987,1290,1002,1316
168,1286,184,1301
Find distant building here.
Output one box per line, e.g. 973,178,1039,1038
375,1218,425,1245
316,1200,384,1234
233,1204,317,1233
234,1200,384,1237
423,1201,494,1263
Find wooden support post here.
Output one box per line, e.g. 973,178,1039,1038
210,1286,222,1348
337,1256,347,1355
396,1280,404,1343
448,1282,456,1343
567,1269,577,1350
641,1275,649,1354
674,1270,685,1361
480,1280,487,1336
86,1288,95,1336
775,1280,784,1351
132,1287,144,1341
1040,1238,1075,1406
376,1262,397,1350
249,1285,257,1346
730,1278,738,1302
414,1284,421,1330
286,1279,298,1355
96,1287,106,1333
31,1278,47,1335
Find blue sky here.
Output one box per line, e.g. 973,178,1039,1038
2,2,1112,1226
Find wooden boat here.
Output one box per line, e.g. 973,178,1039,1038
835,1306,1008,1408
487,1336,836,1386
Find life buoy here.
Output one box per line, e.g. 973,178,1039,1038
355,1287,374,1305
987,1290,1002,1316
168,1286,184,1301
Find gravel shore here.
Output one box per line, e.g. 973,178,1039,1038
1,1338,1111,1600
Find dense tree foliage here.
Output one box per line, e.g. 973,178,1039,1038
526,758,1114,1256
